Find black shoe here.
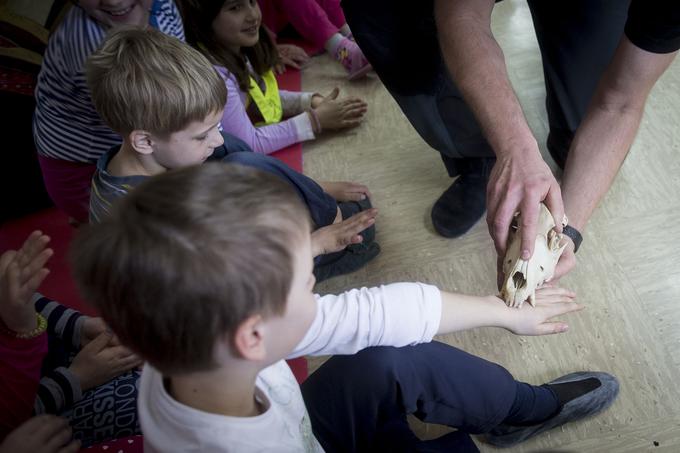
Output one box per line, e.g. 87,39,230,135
483,372,619,448
313,241,381,282
431,157,494,238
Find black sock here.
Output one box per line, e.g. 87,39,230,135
546,377,601,406
502,382,561,426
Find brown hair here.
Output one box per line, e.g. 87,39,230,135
178,0,280,91
71,163,310,375
86,26,227,136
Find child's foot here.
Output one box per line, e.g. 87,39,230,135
332,37,372,81
313,241,381,283
483,372,619,448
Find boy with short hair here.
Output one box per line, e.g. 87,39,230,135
72,163,619,452
86,27,379,281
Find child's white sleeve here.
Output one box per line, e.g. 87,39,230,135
290,282,442,358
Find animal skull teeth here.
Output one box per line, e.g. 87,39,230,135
500,204,568,308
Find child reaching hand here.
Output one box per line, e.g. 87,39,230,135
178,0,368,155
72,163,619,452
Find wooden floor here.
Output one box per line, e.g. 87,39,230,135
302,1,680,451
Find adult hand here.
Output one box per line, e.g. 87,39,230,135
318,181,371,202
311,209,378,256
0,231,53,333
487,146,564,258
0,415,80,453
69,332,141,391
312,87,367,131
503,286,582,336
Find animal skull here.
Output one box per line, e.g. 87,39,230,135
500,203,568,308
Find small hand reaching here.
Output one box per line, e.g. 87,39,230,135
80,316,112,348
275,44,310,73
311,87,367,131
319,181,371,202
0,231,53,333
0,415,80,453
311,208,378,256
69,331,142,391
503,285,582,336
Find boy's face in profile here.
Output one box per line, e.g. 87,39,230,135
148,110,225,170
78,0,153,28
262,230,318,363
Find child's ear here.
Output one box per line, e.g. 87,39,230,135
129,130,154,155
232,314,267,361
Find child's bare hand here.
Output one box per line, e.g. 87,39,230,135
0,415,80,453
503,286,583,336
80,317,113,348
313,87,367,131
319,181,371,202
311,208,378,256
275,44,309,73
69,332,142,391
0,231,52,333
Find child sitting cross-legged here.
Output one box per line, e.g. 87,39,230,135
178,0,368,156
86,27,378,281
72,163,619,452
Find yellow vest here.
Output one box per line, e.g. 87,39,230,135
247,69,283,126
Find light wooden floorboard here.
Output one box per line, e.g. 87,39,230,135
302,0,680,450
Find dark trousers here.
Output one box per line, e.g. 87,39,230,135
301,341,554,452
210,134,338,229
342,0,630,169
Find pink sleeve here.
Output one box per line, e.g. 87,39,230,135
0,332,48,439
217,68,314,155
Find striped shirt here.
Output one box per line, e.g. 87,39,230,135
32,1,184,164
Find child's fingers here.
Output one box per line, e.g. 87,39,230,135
535,321,569,335
86,331,113,352
17,231,48,266
544,301,584,319
58,439,82,453
118,354,143,370
21,268,50,298
0,249,18,275
535,286,576,300
18,248,53,286
326,87,340,100
341,118,363,128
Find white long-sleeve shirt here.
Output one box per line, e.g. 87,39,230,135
139,283,442,452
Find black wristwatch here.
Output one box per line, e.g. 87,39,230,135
562,225,583,253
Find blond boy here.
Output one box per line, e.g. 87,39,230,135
85,27,379,280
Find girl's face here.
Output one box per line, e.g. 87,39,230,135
77,0,153,28
212,0,262,52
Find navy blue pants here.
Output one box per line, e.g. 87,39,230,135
209,133,338,230
342,0,630,169
302,341,558,452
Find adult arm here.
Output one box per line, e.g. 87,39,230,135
554,37,677,277
434,0,564,260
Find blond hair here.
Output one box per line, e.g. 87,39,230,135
71,163,310,374
86,27,227,136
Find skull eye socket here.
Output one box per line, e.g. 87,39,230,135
512,271,526,289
